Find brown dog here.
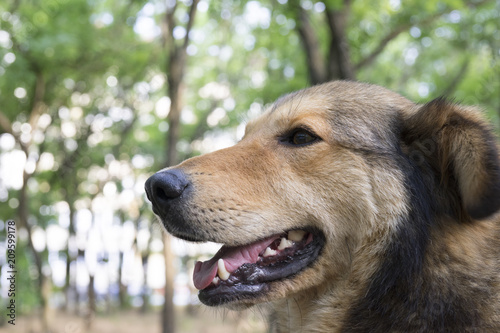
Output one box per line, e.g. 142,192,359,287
145,81,500,332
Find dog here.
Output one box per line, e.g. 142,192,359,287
145,81,500,332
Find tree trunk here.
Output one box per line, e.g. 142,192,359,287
166,67,183,166
295,4,328,84
118,251,128,309
41,276,53,333
325,0,355,80
64,201,77,312
4,70,54,332
141,232,153,314
160,2,199,333
291,0,355,83
76,249,85,315
20,171,54,333
86,275,96,330
162,233,176,333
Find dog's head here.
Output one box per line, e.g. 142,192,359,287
145,81,500,308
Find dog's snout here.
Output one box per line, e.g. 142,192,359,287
145,169,189,208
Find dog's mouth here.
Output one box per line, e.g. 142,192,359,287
194,229,325,306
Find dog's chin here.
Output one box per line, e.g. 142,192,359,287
192,228,325,307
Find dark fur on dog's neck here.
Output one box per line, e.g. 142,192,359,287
342,154,494,331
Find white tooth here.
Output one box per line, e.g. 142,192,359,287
212,276,220,285
278,237,293,250
288,230,306,242
263,247,277,257
217,259,230,281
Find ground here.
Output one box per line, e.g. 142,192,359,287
2,307,268,333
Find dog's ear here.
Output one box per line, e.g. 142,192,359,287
402,98,500,220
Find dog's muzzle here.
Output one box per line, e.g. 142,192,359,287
144,168,189,218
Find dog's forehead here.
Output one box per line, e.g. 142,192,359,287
245,81,414,141
244,100,328,139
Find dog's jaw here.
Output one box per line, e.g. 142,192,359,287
192,228,325,307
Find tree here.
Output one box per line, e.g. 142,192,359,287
0,0,153,330
159,1,199,332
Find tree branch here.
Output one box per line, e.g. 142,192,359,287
183,0,199,50
164,0,199,167
0,110,29,155
354,12,443,71
161,1,177,48
29,72,47,130
441,57,470,97
188,100,218,145
354,0,493,72
0,110,14,136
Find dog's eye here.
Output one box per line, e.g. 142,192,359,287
289,130,318,146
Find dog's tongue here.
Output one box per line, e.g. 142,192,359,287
193,236,278,290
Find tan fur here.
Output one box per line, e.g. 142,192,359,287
147,81,500,332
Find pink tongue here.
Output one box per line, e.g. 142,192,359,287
193,236,278,290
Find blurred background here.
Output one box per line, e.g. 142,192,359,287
0,0,499,332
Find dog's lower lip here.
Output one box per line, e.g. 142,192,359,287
197,229,325,306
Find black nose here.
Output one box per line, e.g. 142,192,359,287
145,169,189,209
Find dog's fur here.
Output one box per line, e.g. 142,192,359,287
147,81,500,332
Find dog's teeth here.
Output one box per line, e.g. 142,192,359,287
278,237,293,250
217,259,230,281
288,230,306,242
212,276,220,285
263,247,278,257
